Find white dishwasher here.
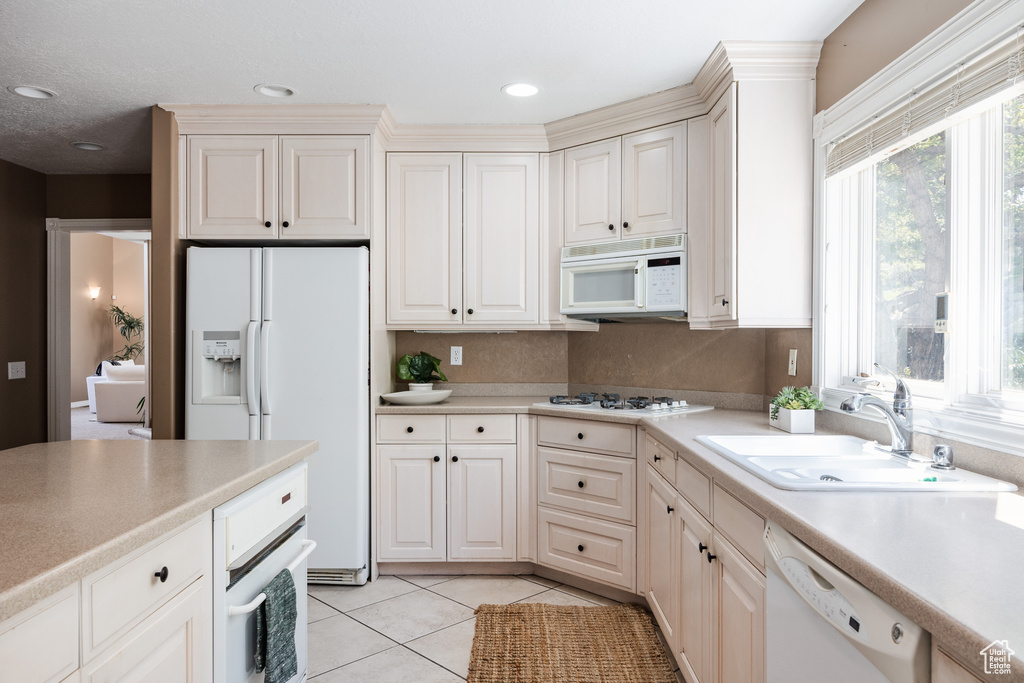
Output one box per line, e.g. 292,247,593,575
764,522,930,683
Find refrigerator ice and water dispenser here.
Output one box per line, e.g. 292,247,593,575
192,330,244,404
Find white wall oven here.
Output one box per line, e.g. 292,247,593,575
560,234,686,320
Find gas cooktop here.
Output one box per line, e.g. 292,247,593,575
534,393,713,416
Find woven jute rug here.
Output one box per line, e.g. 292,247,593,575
468,602,676,683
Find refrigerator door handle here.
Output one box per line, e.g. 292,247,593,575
246,321,259,415
260,321,272,415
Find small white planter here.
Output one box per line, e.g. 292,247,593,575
408,383,434,392
770,407,816,433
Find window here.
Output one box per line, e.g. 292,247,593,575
1002,95,1024,393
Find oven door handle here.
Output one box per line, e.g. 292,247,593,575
227,539,316,617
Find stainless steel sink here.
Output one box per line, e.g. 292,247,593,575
695,434,1017,492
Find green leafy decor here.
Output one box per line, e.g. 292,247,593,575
108,305,144,361
770,386,823,421
396,351,448,384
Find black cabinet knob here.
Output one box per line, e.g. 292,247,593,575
577,432,584,440
722,299,729,306
608,224,614,231
578,544,585,552
154,566,168,583
433,455,440,462
467,308,474,314
407,426,414,433
667,505,674,514
452,456,459,462
698,542,708,553
707,553,717,564
264,221,272,228
282,221,289,228
578,480,585,488
477,426,484,433
451,308,458,314
654,454,661,462
623,221,630,229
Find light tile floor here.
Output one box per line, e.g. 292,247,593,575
307,574,683,682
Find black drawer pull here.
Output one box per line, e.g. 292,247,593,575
433,455,440,462
452,456,459,462
577,432,584,440
707,553,717,564
578,544,585,552
654,454,661,462
154,566,168,583
698,542,708,553
477,426,484,433
722,299,729,306
407,426,414,433
667,505,674,514
578,480,585,488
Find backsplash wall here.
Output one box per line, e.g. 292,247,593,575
394,331,568,384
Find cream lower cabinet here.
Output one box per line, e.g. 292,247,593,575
376,414,517,562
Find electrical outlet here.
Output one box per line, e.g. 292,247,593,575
8,361,26,380
788,349,798,376
451,346,463,366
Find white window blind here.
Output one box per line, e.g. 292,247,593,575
826,29,1024,177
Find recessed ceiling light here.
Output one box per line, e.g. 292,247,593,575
71,141,104,151
502,83,539,97
9,85,57,99
254,84,296,98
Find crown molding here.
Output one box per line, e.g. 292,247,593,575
385,124,550,152
694,41,822,108
46,218,152,232
545,84,705,151
161,104,388,135
375,106,399,147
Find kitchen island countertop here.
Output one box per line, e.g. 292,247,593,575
0,439,317,622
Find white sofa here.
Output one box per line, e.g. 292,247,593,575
86,360,135,413
94,364,146,423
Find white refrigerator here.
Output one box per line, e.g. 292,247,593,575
186,246,369,585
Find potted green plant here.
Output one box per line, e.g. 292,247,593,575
396,351,448,391
108,305,144,361
769,386,823,433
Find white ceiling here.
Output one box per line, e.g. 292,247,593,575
0,0,864,175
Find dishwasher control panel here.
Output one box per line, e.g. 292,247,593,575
777,556,867,642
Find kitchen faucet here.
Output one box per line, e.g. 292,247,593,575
839,363,914,458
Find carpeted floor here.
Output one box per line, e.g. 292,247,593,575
71,406,150,440
469,603,676,683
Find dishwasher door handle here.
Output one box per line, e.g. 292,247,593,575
227,539,316,617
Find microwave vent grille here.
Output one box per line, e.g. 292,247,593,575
562,234,683,259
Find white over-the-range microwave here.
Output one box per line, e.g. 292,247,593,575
560,234,686,321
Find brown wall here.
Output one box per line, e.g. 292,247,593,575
70,234,115,402
47,174,151,219
764,329,813,397
0,159,48,449
816,0,973,112
394,332,568,384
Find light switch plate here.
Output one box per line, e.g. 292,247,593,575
8,361,26,380
788,349,798,376
451,346,463,366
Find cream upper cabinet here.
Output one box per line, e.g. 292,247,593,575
280,136,368,239
386,152,540,328
188,135,279,239
386,153,463,325
463,154,539,325
688,78,814,328
187,134,369,240
564,122,686,246
564,138,621,244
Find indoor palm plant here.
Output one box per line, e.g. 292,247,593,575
769,386,823,433
108,305,144,361
396,351,448,391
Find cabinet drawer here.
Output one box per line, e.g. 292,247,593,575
448,414,516,443
646,433,675,485
224,465,306,566
537,507,636,592
0,582,79,683
378,415,446,443
82,515,209,660
537,416,634,457
538,447,636,523
713,484,765,569
676,455,711,519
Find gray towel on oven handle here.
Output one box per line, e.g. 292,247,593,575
254,568,298,683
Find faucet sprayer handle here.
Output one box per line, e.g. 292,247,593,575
852,376,880,387
873,363,912,408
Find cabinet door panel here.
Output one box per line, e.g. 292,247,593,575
623,123,686,237
378,445,446,560
463,154,539,324
188,136,278,239
387,154,463,324
713,533,765,683
709,85,737,322
448,445,516,560
686,115,712,325
677,497,712,683
645,467,677,651
564,139,621,245
280,136,368,238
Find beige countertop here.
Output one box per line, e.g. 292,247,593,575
379,398,1024,676
0,439,318,622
